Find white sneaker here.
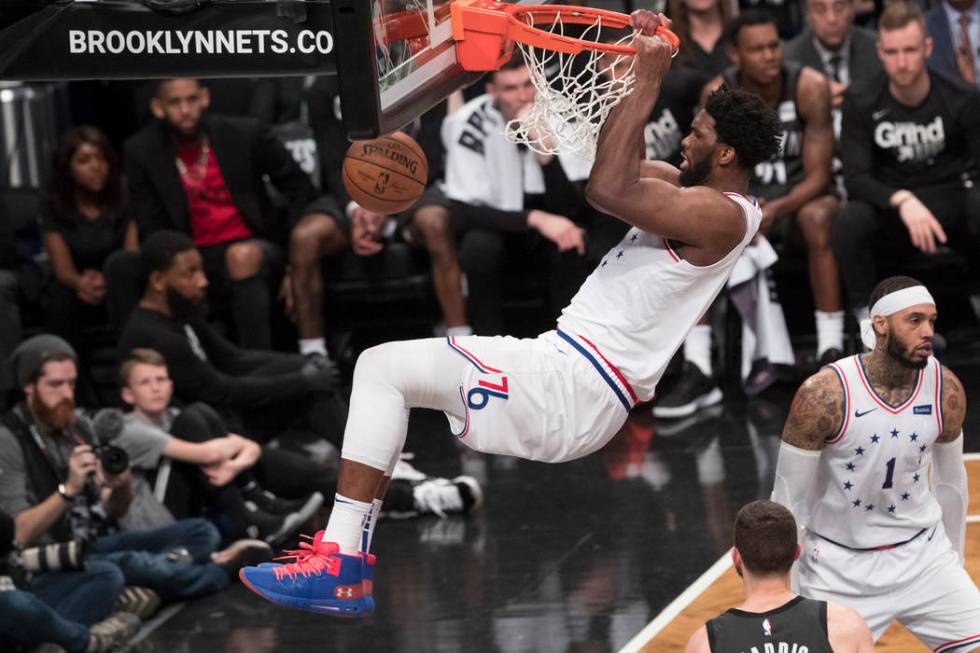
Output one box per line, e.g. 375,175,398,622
412,476,483,518
391,453,428,483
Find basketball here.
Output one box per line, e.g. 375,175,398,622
342,132,428,215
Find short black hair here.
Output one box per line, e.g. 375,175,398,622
154,77,201,98
725,9,779,48
704,86,782,171
733,500,797,576
869,275,925,309
141,230,196,275
487,51,527,83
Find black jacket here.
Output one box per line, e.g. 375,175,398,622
783,26,882,86
124,114,315,244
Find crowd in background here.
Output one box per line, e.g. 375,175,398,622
0,0,979,650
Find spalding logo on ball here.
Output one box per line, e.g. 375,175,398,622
342,132,428,214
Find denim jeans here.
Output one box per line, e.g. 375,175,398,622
3,560,126,652
91,517,229,601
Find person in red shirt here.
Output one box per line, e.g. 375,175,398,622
125,78,319,350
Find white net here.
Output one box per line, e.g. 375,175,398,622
505,12,636,160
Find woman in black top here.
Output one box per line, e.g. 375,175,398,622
668,0,738,77
42,126,137,397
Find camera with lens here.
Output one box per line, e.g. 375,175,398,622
10,539,87,573
91,443,129,476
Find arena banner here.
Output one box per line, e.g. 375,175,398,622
0,0,336,80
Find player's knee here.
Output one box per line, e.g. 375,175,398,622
352,343,393,383
290,214,338,262
225,241,263,279
799,203,835,248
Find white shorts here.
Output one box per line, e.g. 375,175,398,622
443,331,632,463
798,522,980,651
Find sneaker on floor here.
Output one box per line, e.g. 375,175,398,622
652,362,723,419
244,492,324,546
242,483,324,516
390,453,428,483
240,531,373,617
114,586,161,621
412,476,483,518
86,611,141,652
213,538,274,576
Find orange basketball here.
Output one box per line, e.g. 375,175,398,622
342,132,428,215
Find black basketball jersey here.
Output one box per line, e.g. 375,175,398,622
706,596,833,653
723,62,806,200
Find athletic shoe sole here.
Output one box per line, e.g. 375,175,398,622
652,387,723,419
239,569,374,617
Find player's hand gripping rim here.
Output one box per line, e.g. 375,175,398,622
630,10,680,58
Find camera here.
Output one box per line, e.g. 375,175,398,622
11,540,87,573
92,443,129,476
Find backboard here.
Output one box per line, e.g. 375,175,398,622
332,0,546,139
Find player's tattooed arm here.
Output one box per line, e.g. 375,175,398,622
938,366,967,443
781,368,845,451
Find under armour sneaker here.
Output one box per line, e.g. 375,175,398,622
239,531,373,617
652,362,723,419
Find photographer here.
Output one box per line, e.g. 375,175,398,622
0,335,270,607
0,509,140,653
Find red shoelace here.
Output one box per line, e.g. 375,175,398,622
272,534,341,581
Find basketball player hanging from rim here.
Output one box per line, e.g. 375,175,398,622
239,10,782,617
772,275,980,650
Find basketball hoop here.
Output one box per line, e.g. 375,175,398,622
451,1,680,159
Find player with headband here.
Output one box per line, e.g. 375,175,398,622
238,10,783,618
772,275,980,650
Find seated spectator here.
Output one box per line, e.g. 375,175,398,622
784,0,884,108
0,508,140,653
668,0,740,77
703,11,843,361
124,78,317,349
286,78,471,359
116,348,323,544
836,0,980,334
42,126,137,403
925,0,980,88
0,335,268,607
442,54,593,335
116,230,346,456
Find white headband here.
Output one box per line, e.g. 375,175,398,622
861,286,936,350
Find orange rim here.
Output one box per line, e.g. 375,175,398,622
452,0,679,66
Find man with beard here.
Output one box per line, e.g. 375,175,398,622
117,230,347,459
771,276,980,649
238,11,782,618
0,335,268,610
685,500,873,653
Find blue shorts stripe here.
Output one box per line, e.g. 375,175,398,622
556,330,631,412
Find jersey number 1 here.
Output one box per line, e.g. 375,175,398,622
882,457,896,489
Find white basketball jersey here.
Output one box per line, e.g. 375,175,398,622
806,354,945,549
556,192,761,401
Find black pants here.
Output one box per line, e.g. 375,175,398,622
833,184,980,309
164,403,336,539
458,214,627,335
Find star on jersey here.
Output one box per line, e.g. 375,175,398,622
844,481,853,490
909,432,919,442
845,462,856,471
865,504,874,512
888,504,896,513
852,499,861,507
870,434,880,444
616,250,624,259
601,261,607,267
901,492,910,501
891,428,900,438
630,233,639,243
919,444,927,453
913,473,921,483
855,446,865,456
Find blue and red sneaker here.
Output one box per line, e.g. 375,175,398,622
239,531,373,617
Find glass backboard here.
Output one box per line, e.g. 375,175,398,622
331,0,544,139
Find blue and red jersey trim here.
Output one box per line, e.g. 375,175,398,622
934,633,980,653
934,358,944,434
447,336,502,374
854,355,924,414
556,330,637,412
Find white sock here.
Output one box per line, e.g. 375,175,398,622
360,499,384,554
445,325,473,337
815,310,844,356
299,337,328,356
684,325,712,376
323,494,372,555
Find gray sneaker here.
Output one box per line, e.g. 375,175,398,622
86,611,141,652
114,586,161,621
